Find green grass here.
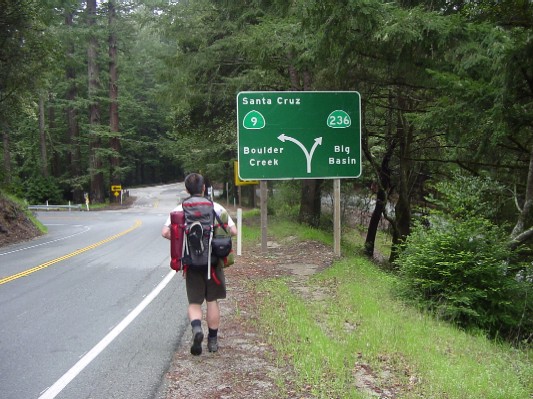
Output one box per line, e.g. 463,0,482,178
245,218,532,399
269,218,333,245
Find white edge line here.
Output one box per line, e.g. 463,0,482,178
38,270,176,399
0,225,91,256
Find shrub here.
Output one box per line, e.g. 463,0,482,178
268,181,300,219
396,214,532,340
428,173,506,221
23,176,63,204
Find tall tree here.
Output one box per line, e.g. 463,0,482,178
2,128,11,186
0,0,53,188
156,0,326,222
112,2,175,186
64,2,84,202
304,1,417,259
108,0,121,195
420,1,533,248
87,0,105,202
38,92,49,177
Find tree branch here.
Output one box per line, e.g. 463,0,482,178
405,157,526,170
509,226,533,250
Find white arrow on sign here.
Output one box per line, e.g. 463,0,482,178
278,134,322,173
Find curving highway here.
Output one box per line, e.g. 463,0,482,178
0,183,188,399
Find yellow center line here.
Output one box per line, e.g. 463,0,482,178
0,220,142,286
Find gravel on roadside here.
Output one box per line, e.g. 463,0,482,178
159,232,336,399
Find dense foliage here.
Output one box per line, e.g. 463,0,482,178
0,0,532,341
396,176,532,340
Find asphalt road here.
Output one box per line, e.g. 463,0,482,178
0,183,188,399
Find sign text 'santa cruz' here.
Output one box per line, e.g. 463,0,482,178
237,91,361,180
240,96,302,106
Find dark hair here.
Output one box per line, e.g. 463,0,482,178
184,173,204,195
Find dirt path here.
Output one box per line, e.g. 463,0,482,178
159,235,337,399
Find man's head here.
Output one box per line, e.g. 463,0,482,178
184,173,204,195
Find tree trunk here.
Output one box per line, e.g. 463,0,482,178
2,128,11,186
38,93,49,178
65,8,83,203
364,141,395,257
87,0,104,203
510,143,533,247
287,52,322,226
108,0,120,198
48,93,61,177
298,179,322,227
389,106,413,263
363,89,396,258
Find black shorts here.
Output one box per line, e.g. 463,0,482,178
186,266,226,304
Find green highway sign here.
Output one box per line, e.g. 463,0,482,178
237,91,361,180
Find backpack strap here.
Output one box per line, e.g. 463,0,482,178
213,210,228,234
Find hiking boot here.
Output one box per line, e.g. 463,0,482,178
207,336,218,353
190,326,204,356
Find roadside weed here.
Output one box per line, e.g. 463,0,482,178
250,221,532,398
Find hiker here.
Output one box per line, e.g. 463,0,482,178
161,173,237,355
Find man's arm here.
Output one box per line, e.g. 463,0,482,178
161,225,171,240
214,203,238,236
224,212,237,236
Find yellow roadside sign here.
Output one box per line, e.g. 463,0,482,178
234,161,258,186
111,185,122,192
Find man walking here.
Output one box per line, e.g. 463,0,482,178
162,173,237,355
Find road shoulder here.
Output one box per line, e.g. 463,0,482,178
159,235,336,399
